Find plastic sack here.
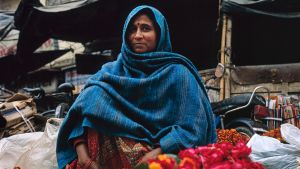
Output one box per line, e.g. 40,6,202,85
247,125,300,169
281,123,300,149
0,118,62,169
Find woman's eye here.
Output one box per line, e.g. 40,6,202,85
128,27,137,33
141,25,151,31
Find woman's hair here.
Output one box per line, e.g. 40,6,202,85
126,8,161,47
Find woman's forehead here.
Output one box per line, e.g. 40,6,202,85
132,14,154,26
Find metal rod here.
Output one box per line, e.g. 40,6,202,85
224,86,270,116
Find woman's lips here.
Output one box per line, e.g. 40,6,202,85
134,43,145,46
133,43,145,48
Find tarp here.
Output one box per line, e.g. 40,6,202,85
221,0,300,66
13,0,219,70
0,49,70,83
14,0,131,68
0,11,15,41
0,12,18,57
75,53,115,74
222,0,300,19
0,10,63,80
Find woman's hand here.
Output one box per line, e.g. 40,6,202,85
75,143,100,169
137,147,163,165
76,143,90,167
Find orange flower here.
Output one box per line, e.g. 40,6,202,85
262,128,284,142
158,154,172,164
217,129,247,145
149,161,163,169
178,157,200,169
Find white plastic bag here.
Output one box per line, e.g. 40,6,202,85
0,118,63,169
281,123,300,149
247,124,300,169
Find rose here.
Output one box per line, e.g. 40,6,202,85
157,154,176,169
178,157,201,169
178,148,200,162
230,142,251,160
209,161,232,169
140,141,265,169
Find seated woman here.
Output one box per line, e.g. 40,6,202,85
56,5,216,169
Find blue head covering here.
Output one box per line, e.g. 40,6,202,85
56,5,216,169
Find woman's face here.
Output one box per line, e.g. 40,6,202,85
127,14,158,53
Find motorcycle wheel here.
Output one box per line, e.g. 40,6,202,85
54,103,69,118
234,126,254,141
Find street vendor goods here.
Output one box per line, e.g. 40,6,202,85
136,141,265,169
0,118,62,169
262,128,284,142
217,129,249,144
247,124,300,169
0,93,42,138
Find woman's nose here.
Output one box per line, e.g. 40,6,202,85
134,29,143,39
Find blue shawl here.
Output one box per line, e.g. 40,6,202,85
56,5,216,169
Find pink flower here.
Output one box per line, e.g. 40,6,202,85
142,140,265,169
178,148,200,162
231,142,251,160
178,157,201,169
209,161,232,169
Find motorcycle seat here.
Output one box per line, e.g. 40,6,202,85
23,87,45,98
57,83,75,93
211,94,266,115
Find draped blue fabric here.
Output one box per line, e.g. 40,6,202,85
56,5,216,169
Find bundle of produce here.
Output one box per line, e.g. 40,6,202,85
217,129,250,144
136,141,264,169
262,128,284,142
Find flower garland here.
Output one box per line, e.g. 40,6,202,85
217,129,249,145
136,141,264,169
262,128,284,142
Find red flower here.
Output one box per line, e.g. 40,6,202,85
178,148,200,162
231,142,251,160
209,161,232,169
148,160,164,169
148,155,177,169
141,140,265,169
232,159,246,169
178,157,201,169
157,154,177,169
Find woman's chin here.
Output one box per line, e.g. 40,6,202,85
133,48,147,53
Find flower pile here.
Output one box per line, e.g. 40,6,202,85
262,128,284,142
217,129,249,144
137,141,264,169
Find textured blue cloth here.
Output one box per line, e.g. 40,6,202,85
56,5,216,169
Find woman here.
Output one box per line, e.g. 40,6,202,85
56,5,216,169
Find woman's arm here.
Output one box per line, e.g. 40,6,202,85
75,142,90,167
74,140,100,169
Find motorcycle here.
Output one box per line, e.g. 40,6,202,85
205,64,270,138
23,82,75,119
211,86,270,138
